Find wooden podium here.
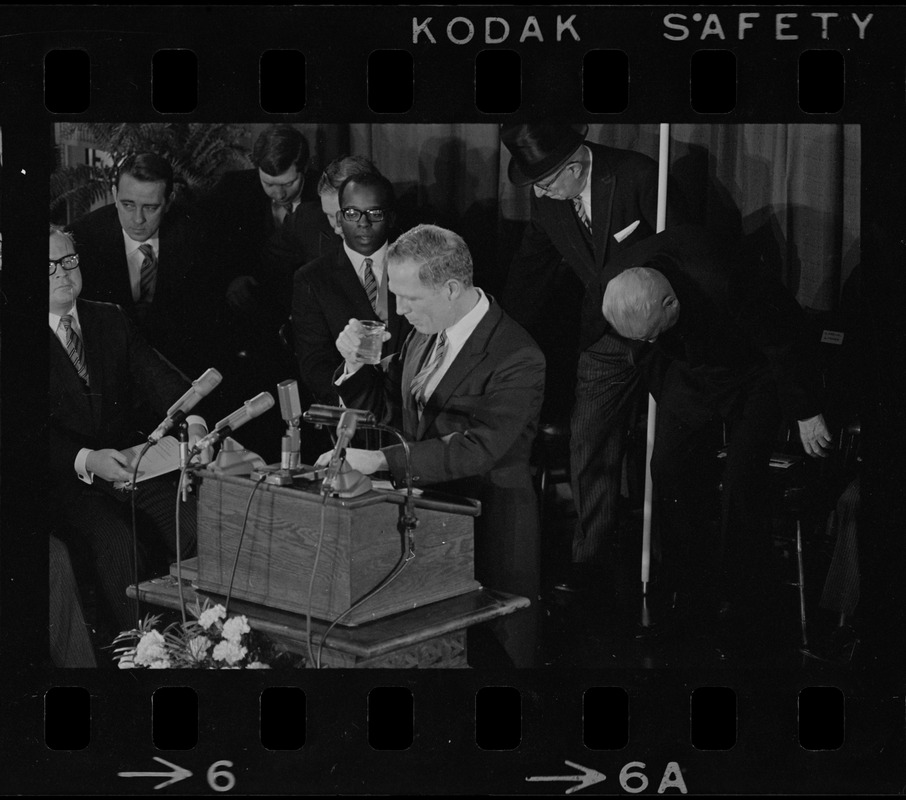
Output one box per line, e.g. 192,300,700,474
195,470,483,626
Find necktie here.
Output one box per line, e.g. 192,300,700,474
362,257,379,312
573,197,592,233
138,243,157,304
274,202,293,226
410,331,448,408
60,315,90,385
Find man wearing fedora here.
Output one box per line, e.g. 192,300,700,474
500,121,687,600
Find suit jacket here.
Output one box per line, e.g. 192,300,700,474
503,141,687,350
67,203,213,374
49,299,190,503
292,247,411,404
601,226,824,426
337,299,545,598
202,168,327,310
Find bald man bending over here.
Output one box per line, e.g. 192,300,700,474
601,226,830,634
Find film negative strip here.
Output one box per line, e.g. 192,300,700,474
2,3,905,794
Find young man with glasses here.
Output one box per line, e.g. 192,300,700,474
291,172,412,406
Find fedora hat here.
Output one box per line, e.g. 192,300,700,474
500,122,589,186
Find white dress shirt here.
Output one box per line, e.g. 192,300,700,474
344,241,389,322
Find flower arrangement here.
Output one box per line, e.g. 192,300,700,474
113,598,303,669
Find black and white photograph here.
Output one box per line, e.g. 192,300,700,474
2,4,905,795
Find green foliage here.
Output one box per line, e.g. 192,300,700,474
51,123,251,220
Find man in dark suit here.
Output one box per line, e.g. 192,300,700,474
67,152,213,377
202,124,322,315
600,226,831,626
326,224,546,668
265,154,381,283
292,172,411,406
500,121,687,599
49,227,209,635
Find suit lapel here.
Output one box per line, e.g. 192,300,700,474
104,211,134,303
589,145,616,269
77,301,107,421
334,249,376,321
415,303,498,440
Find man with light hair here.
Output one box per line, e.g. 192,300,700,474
325,224,546,668
599,226,832,644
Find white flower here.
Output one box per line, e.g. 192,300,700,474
117,654,136,669
222,615,250,643
247,661,271,669
187,636,211,661
198,605,227,630
148,658,172,669
212,640,247,665
135,630,168,666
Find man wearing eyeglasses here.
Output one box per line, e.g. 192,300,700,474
48,227,208,643
291,172,412,405
500,121,688,604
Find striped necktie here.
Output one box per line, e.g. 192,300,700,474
59,315,90,385
362,257,379,313
410,332,448,409
138,243,157,304
573,197,592,233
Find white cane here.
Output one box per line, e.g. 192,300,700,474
641,123,670,597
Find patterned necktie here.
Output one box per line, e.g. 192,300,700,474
410,332,448,408
362,257,379,312
59,315,90,385
573,197,592,233
138,243,157,304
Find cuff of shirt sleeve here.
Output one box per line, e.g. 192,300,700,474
75,448,94,484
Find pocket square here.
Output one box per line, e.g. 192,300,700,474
613,220,640,243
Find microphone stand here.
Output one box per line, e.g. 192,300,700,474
177,421,189,502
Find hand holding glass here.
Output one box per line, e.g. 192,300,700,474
356,320,386,365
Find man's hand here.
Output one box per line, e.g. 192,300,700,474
86,448,134,483
798,413,833,458
226,275,259,309
336,318,392,374
315,446,388,475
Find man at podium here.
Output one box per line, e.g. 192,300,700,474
325,224,546,668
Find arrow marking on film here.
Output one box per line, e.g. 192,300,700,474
526,760,606,794
118,756,193,790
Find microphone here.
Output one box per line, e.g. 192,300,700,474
303,404,376,427
277,379,303,423
322,410,360,494
277,380,303,470
148,368,223,444
189,392,275,454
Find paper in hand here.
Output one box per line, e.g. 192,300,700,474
113,435,180,489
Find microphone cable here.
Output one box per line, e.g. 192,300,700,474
129,440,154,629
222,473,268,619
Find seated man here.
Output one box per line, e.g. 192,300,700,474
67,152,213,377
292,171,410,406
49,535,97,668
324,224,546,668
49,226,209,635
600,226,831,631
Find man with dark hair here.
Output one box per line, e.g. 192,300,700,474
67,151,212,375
500,121,688,601
202,124,321,315
291,171,411,405
49,227,208,637
326,224,546,668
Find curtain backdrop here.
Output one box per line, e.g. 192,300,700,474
248,122,861,312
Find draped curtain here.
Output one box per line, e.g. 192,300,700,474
252,122,860,311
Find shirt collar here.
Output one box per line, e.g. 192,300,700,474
443,288,489,351
49,302,79,331
343,241,388,277
122,230,160,256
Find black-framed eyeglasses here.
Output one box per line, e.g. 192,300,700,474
49,254,80,276
340,207,386,223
